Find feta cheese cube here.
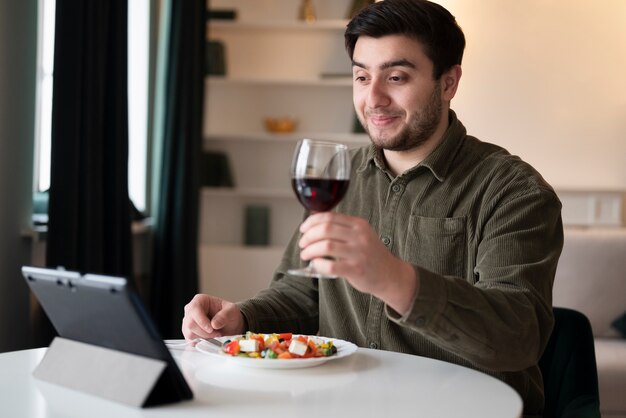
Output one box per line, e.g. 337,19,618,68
239,339,259,352
288,339,308,356
309,337,325,346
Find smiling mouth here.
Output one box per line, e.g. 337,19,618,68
368,114,400,127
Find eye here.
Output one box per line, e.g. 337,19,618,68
388,75,406,83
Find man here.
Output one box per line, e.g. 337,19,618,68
183,1,563,416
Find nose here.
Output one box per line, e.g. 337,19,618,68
366,78,391,108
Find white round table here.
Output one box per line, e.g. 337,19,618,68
0,343,522,418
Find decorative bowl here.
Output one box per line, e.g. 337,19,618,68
264,117,298,133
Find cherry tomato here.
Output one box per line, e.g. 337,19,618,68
224,340,240,356
278,333,293,341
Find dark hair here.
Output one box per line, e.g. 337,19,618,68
345,0,465,79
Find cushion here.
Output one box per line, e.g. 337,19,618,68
553,227,626,337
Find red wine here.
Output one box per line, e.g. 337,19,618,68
291,177,349,212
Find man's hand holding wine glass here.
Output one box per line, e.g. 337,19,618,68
288,138,351,278
297,211,418,315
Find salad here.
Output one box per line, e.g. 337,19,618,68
222,332,338,360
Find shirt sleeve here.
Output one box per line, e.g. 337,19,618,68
387,186,563,372
237,230,320,335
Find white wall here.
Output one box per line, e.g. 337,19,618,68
0,0,38,352
438,0,626,190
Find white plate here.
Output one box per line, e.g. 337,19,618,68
195,335,358,369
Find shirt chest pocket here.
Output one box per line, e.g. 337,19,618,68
403,215,467,278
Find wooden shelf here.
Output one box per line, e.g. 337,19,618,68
206,76,352,87
204,132,369,145
208,19,348,31
201,187,294,199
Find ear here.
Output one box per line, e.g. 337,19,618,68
440,65,462,101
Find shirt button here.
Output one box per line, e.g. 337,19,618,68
381,237,391,246
415,316,426,327
369,342,379,349
391,184,403,193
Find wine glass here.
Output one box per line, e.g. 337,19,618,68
288,138,351,279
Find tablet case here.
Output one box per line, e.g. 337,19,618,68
21,266,193,407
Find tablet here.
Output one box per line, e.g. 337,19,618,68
21,266,193,406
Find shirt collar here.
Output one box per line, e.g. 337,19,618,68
418,110,467,181
358,110,467,182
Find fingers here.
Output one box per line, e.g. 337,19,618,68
296,213,388,285
182,294,223,340
299,213,356,249
298,213,370,260
182,295,211,340
181,294,245,341
299,212,354,233
210,302,243,335
297,213,417,314
212,301,247,337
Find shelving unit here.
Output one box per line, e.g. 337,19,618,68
208,19,349,31
206,76,353,87
204,131,367,144
200,0,364,301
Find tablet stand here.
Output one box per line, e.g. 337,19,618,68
33,337,169,407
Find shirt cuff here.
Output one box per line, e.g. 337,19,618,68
386,265,448,331
236,301,254,331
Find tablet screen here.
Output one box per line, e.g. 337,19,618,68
21,266,193,404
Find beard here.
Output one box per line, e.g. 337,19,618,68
359,84,443,152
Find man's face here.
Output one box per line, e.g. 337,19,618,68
352,35,444,151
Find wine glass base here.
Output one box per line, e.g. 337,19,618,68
287,267,339,280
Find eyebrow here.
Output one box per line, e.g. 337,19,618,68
352,58,416,71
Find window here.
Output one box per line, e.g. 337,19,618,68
34,0,150,212
127,0,150,212
34,0,55,195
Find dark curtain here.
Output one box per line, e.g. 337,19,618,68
37,0,133,346
149,0,204,338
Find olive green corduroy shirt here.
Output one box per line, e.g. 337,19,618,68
238,111,563,417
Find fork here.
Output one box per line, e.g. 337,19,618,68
164,338,223,349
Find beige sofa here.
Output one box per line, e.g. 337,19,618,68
553,227,626,418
